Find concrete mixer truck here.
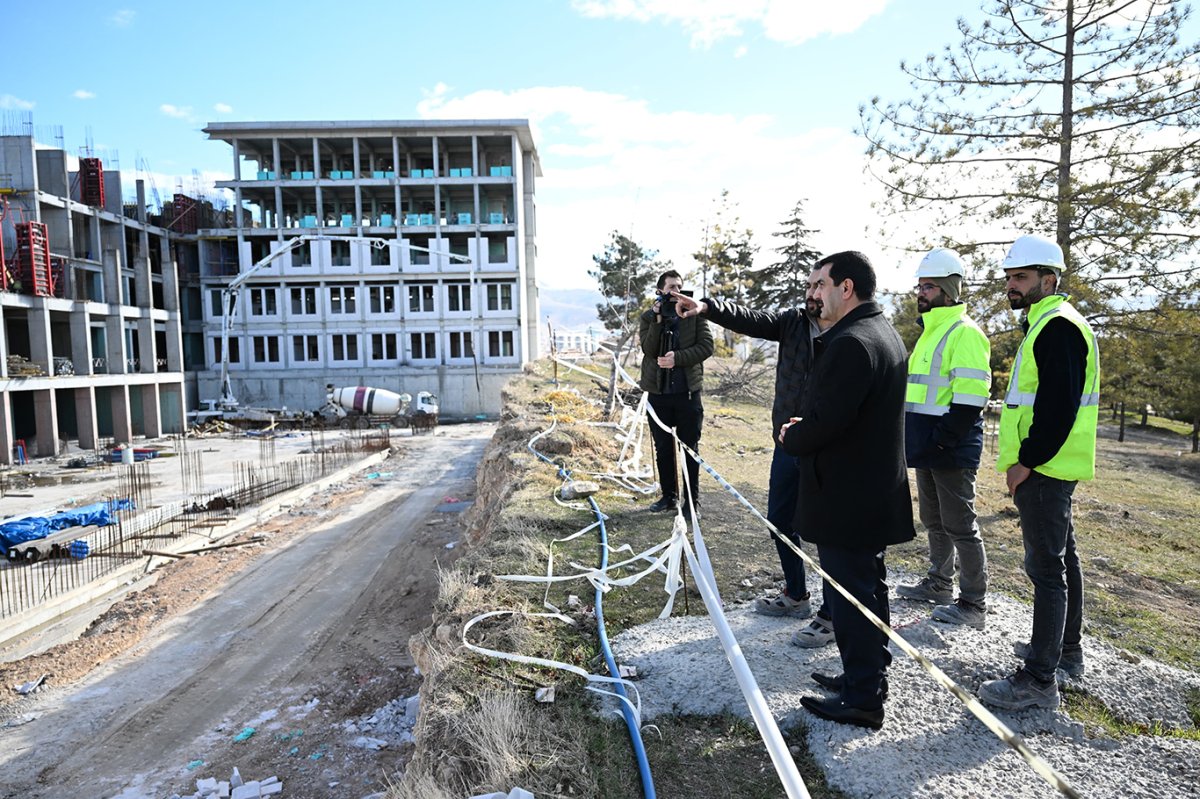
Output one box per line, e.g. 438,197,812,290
320,385,439,433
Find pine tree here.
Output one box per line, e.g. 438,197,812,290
693,190,759,307
860,0,1200,311
747,200,822,310
588,231,665,333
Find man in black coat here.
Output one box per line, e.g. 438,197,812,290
779,250,915,729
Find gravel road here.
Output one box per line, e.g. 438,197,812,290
611,568,1200,799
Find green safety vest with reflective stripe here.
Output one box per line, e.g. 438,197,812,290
997,294,1101,481
906,304,991,418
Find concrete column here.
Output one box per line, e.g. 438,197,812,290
353,136,362,228
160,237,180,312
392,137,402,226
273,138,284,228
313,137,323,225
74,386,98,449
137,318,157,373
102,248,122,310
165,317,184,373
134,182,151,309
33,388,59,457
110,384,133,445
63,204,78,300
0,391,13,466
140,384,162,438
69,306,92,375
28,299,53,375
105,315,127,374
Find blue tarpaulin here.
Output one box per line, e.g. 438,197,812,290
0,499,134,554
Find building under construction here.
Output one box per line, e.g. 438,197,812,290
0,134,193,465
194,120,540,417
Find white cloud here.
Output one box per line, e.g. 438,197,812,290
0,94,35,110
160,103,194,120
110,8,135,26
417,85,902,293
571,0,890,47
73,89,96,100
733,45,749,58
214,102,234,114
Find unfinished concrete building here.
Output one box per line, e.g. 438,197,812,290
195,120,540,418
0,135,188,465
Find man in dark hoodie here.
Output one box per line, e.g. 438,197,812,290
672,268,837,649
777,250,915,729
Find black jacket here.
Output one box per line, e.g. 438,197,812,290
702,298,815,435
781,302,915,550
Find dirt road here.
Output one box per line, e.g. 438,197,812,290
0,424,493,799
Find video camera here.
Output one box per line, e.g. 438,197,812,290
656,288,693,319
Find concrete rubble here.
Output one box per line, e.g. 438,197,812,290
171,769,282,799
341,692,421,748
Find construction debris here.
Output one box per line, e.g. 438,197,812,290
6,354,45,377
13,674,47,694
174,769,282,799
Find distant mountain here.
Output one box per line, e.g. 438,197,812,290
537,287,605,332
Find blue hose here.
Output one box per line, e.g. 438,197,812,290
590,494,657,799
525,435,656,797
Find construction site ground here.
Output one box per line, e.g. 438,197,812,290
0,423,495,799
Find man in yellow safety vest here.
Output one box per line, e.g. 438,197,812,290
897,248,992,630
978,234,1100,711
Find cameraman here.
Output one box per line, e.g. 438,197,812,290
639,269,714,516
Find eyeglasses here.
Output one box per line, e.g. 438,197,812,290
914,283,941,294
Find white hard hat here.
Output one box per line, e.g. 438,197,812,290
1003,234,1065,273
916,248,965,279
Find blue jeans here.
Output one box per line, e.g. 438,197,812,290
1014,471,1083,683
768,445,829,616
818,544,891,709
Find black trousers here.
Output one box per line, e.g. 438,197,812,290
647,391,703,506
818,544,891,710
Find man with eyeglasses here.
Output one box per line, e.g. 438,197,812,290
896,249,992,631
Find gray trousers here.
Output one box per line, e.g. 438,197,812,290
915,467,988,607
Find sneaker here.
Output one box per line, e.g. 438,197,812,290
978,669,1060,710
932,599,987,630
790,615,835,648
681,502,702,522
648,497,677,513
1013,641,1085,679
755,592,813,618
896,577,953,604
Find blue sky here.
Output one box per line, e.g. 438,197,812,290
4,1,1169,295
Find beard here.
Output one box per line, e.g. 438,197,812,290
1007,285,1043,310
806,299,822,318
916,297,931,313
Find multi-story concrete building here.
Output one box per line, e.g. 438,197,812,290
0,135,188,465
194,120,540,418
